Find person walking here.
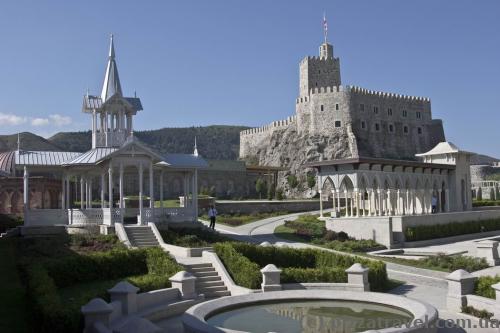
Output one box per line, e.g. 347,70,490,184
208,205,217,230
431,195,438,214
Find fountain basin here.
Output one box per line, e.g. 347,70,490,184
182,290,438,333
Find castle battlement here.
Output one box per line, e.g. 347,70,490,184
295,85,431,104
240,115,297,136
301,55,339,63
349,85,431,103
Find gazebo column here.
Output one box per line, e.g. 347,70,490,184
108,167,113,208
119,164,124,209
80,177,84,210
396,189,401,215
149,163,154,209
368,190,373,216
350,191,354,217
376,190,381,216
319,190,324,218
183,173,189,209
61,175,66,210
65,175,70,209
445,189,450,212
330,190,336,217
138,163,143,218
89,179,93,208
159,171,164,209
343,190,348,217
23,166,29,211
101,173,105,208
193,169,198,220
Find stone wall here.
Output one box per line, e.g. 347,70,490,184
471,165,500,182
0,177,61,214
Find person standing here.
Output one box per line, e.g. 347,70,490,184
431,195,438,214
208,205,217,230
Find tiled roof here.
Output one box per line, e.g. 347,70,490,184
0,151,16,175
16,150,82,166
159,154,208,169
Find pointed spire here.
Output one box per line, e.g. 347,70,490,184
193,137,199,156
101,34,123,102
17,133,21,151
323,12,328,44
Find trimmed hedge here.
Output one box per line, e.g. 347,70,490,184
21,247,182,333
213,242,388,291
474,275,500,299
404,218,500,242
473,200,500,207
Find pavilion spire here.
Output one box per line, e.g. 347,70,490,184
193,137,199,156
101,34,123,102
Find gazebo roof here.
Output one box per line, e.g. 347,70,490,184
416,141,474,157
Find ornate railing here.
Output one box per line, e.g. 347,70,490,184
68,208,104,226
25,209,68,226
103,208,124,226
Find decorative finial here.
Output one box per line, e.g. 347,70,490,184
193,136,199,156
108,33,115,59
323,12,328,44
86,87,90,97
134,90,137,98
17,133,21,151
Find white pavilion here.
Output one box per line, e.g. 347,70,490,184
6,36,207,229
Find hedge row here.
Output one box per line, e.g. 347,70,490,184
404,218,500,242
213,242,388,291
22,247,182,333
473,200,500,207
474,275,500,299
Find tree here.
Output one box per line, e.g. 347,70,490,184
255,178,267,199
276,188,284,200
267,183,276,200
307,173,316,189
287,175,299,189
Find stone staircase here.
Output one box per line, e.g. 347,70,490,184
124,226,160,248
184,262,231,299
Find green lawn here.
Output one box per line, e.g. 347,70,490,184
0,239,33,333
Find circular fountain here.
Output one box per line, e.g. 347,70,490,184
182,290,438,333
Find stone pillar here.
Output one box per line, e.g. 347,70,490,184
354,189,360,217
476,240,500,266
438,189,443,213
101,173,105,208
23,166,29,213
396,189,401,215
149,162,154,209
169,271,197,299
81,298,113,333
331,190,336,218
386,189,392,216
88,179,93,208
108,281,139,315
80,177,85,210
368,190,373,216
446,270,476,313
319,190,324,218
159,171,164,209
193,169,198,221
261,264,282,292
350,191,354,217
66,175,70,209
376,190,381,216
108,167,113,208
139,163,143,219
345,263,370,291
119,163,124,209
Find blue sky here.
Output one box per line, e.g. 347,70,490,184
0,0,499,157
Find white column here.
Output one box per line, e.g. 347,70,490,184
331,190,336,217
193,169,198,220
336,190,341,215
376,190,381,216
355,189,360,217
350,191,354,217
319,190,324,218
344,190,348,217
80,177,84,209
139,163,143,217
396,189,401,215
85,180,89,208
66,175,70,209
101,173,105,208
183,173,188,208
119,163,124,209
23,166,29,210
160,171,164,209
108,167,113,208
88,179,93,208
149,163,154,209
386,190,392,216
368,190,373,216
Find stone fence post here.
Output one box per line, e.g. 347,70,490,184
261,264,282,292
108,281,139,315
476,240,500,266
169,271,197,299
446,269,476,313
345,263,370,291
81,298,113,333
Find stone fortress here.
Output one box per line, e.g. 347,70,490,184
240,31,447,194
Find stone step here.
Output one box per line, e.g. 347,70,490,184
133,241,159,246
202,290,231,298
129,236,157,241
197,285,228,293
188,266,215,273
195,276,222,283
184,263,213,269
141,298,199,322
196,280,225,288
192,271,218,277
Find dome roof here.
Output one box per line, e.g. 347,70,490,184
0,151,15,176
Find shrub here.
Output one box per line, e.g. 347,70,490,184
316,239,384,253
306,173,316,189
404,218,500,242
473,200,500,207
276,188,284,200
281,267,346,283
213,243,261,289
287,175,299,188
475,275,500,299
421,254,488,272
462,305,493,319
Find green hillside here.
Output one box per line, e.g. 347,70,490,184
0,125,249,160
